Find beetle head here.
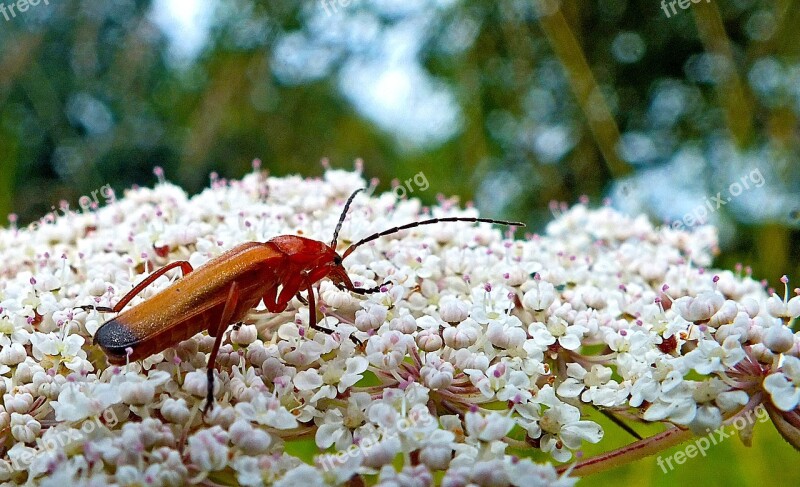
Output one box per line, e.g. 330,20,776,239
269,234,355,291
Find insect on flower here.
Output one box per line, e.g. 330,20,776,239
85,188,523,413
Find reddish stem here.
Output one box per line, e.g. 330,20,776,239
557,426,693,477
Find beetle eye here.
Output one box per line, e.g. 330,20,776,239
333,255,343,266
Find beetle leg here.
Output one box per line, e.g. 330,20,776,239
77,305,115,313
305,284,320,331
295,293,309,305
337,281,391,295
204,281,240,415
263,284,281,312
264,274,305,314
277,274,303,308
79,261,194,313
306,284,362,346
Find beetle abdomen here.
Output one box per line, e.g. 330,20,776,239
93,318,140,364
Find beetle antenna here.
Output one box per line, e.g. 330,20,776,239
331,188,365,248
342,216,524,259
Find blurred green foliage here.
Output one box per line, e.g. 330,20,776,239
0,1,799,482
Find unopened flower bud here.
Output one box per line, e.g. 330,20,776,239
416,329,443,352
120,380,155,405
486,322,526,349
206,404,236,429
750,343,774,363
443,321,479,349
439,298,469,323
708,300,738,328
419,444,453,470
764,325,795,353
246,345,269,368
184,370,218,398
522,282,556,311
675,292,724,322
388,314,417,334
230,324,258,345
321,284,359,310
13,362,34,384
3,392,33,414
451,348,489,371
362,437,401,469
503,267,528,287
0,343,26,366
187,426,229,471
742,297,760,318
420,356,454,390
10,413,40,443
161,397,191,424
88,278,107,297
581,288,607,310
175,338,200,360
229,419,272,454
788,296,800,319
355,305,388,332
471,460,511,487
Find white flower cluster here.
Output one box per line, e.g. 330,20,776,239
0,169,798,486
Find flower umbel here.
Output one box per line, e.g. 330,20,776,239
0,167,797,485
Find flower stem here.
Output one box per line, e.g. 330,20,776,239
557,426,693,476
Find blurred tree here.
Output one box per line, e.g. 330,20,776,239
0,0,797,288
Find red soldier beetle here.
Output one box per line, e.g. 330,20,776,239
85,188,523,413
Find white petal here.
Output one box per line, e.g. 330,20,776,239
561,420,603,446
556,379,584,398
294,370,323,391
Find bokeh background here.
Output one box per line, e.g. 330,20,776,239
0,0,798,484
